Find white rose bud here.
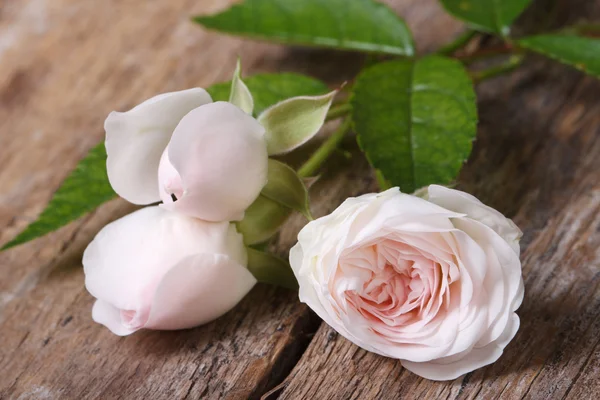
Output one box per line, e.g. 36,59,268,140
105,90,268,222
290,185,524,381
83,206,256,336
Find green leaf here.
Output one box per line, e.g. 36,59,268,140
518,34,600,77
439,0,532,36
194,0,414,56
262,160,312,219
207,73,329,116
236,195,292,245
259,90,336,155
2,144,115,250
351,56,477,193
246,247,298,290
229,59,254,114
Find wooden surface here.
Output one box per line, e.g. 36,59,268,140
0,0,598,399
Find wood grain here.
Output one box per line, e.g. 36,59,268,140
1,0,598,399
0,0,462,399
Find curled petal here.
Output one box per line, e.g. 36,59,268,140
452,217,523,347
91,299,138,336
401,314,520,381
157,148,184,204
105,88,212,204
426,185,522,255
160,101,268,222
145,253,257,330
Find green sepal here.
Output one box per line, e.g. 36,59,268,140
259,90,337,155
229,59,254,114
236,195,291,245
207,73,329,116
261,159,312,220
246,247,298,290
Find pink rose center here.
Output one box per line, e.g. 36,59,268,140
335,236,458,334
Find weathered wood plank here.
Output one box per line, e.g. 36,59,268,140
278,1,600,399
0,0,462,399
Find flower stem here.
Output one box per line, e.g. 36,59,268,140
298,118,352,178
454,44,516,63
438,30,477,56
560,23,600,36
470,54,525,83
326,103,352,121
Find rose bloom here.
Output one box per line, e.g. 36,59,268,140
83,206,256,336
105,89,268,222
290,185,523,380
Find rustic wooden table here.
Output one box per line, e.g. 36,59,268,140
1,0,599,399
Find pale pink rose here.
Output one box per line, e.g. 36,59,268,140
157,102,268,222
83,206,256,336
289,186,523,381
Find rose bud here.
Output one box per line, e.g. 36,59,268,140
105,89,268,222
105,88,212,205
289,185,523,381
157,102,268,222
83,206,256,336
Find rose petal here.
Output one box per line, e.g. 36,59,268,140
345,190,464,247
453,218,523,346
91,299,138,336
105,88,212,204
427,185,522,255
144,253,256,330
401,313,520,381
83,206,246,313
157,148,184,204
161,101,268,222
